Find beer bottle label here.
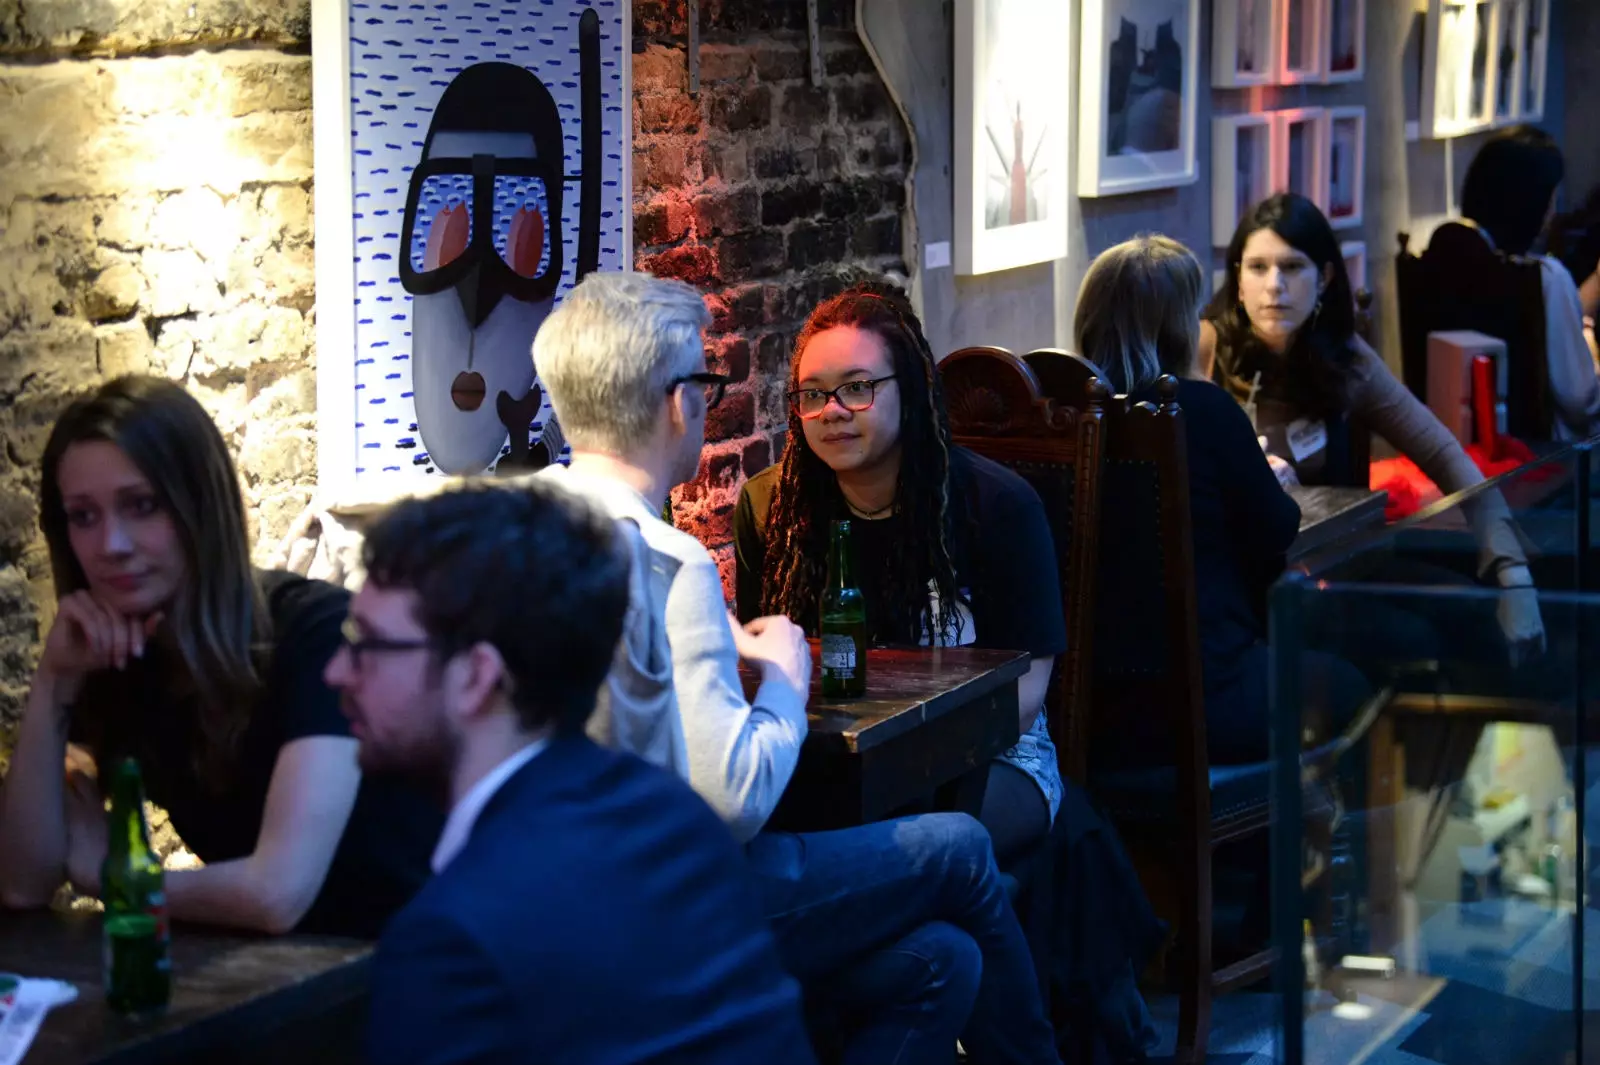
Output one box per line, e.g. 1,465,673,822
821,634,857,676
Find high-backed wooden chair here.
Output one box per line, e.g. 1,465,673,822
939,346,1108,784
1396,224,1552,439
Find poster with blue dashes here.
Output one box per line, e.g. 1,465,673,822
347,0,628,483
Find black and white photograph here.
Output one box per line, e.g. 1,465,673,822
1279,0,1323,82
1326,107,1364,228
1324,0,1363,81
1495,0,1520,122
1212,113,1273,247
1212,0,1275,87
1522,0,1549,119
1080,0,1200,195
1273,107,1328,213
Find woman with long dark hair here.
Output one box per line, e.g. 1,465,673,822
1200,193,1543,662
0,376,440,936
734,283,1163,1061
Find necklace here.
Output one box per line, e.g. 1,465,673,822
847,498,895,519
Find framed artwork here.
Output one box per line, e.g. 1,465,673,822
1272,107,1329,213
1494,0,1523,124
1341,240,1367,297
1322,0,1364,82
1421,0,1496,138
1325,106,1365,229
1403,6,1426,140
1077,0,1201,197
954,0,1072,274
1212,0,1276,87
1278,0,1324,84
1212,113,1273,247
312,0,631,493
1519,0,1550,121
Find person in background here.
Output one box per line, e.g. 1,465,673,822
734,283,1163,1062
330,483,817,1065
534,271,1061,1065
1546,181,1600,353
1459,125,1600,432
1079,235,1369,765
1199,193,1544,667
0,376,439,937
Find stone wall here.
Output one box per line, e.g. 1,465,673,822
0,2,316,748
0,0,909,752
633,0,910,592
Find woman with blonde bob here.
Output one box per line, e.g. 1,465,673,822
0,376,439,936
1075,235,1367,765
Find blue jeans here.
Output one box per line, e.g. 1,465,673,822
746,813,1062,1065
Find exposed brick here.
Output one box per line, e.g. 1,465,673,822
710,336,751,382
698,45,756,82
851,216,901,259
824,46,877,77
761,182,824,227
635,139,703,191
834,80,894,123
638,243,719,287
705,450,741,491
693,187,761,238
708,284,767,333
637,93,702,135
766,275,836,324
710,84,772,132
788,221,850,271
756,331,793,377
779,85,831,127
678,500,735,551
742,436,771,477
770,428,790,463
717,231,786,282
751,45,809,82
705,388,756,442
753,144,817,181
634,197,691,246
704,141,751,184
633,43,689,93
873,128,909,168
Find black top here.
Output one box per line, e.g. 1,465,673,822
1150,378,1301,695
74,570,442,939
733,446,1066,658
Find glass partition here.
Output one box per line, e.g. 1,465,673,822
1269,443,1599,1065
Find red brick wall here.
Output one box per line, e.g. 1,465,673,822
631,0,909,596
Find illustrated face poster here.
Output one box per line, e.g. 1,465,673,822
347,0,627,484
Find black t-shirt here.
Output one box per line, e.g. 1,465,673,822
73,570,442,938
733,447,1066,658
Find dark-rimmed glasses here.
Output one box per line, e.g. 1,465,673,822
787,375,896,419
340,616,435,670
667,372,729,409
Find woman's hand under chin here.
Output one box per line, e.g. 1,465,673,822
39,591,164,691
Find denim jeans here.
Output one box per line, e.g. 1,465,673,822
746,812,1062,1065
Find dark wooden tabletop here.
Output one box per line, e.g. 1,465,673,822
1288,485,1388,561
0,909,370,1065
740,644,1030,754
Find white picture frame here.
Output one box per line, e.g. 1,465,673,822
1212,0,1277,87
1212,113,1274,247
1322,0,1365,83
1077,0,1201,198
1271,107,1329,213
1341,240,1368,296
954,0,1072,274
1518,0,1550,121
1278,0,1325,84
1325,106,1365,230
1421,0,1497,139
1493,0,1524,125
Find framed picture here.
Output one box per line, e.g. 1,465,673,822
1322,0,1364,83
1341,240,1367,297
1278,0,1324,84
1325,106,1365,229
1519,0,1550,120
1212,0,1276,87
1077,0,1201,197
1493,0,1523,124
312,0,631,493
1421,0,1496,138
1272,107,1329,213
1212,113,1273,247
954,0,1072,274
1403,6,1426,140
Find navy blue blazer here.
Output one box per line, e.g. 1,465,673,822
366,735,817,1065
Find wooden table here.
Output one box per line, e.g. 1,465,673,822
743,645,1029,832
1288,485,1389,561
0,909,370,1065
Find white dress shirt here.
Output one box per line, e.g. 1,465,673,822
431,739,550,873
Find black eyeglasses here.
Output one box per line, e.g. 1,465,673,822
787,375,897,419
340,616,435,671
666,371,729,410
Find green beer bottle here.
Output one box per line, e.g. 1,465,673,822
101,758,171,1016
820,519,867,698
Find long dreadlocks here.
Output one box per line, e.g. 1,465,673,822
759,282,969,646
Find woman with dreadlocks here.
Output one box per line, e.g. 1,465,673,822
733,283,1163,1062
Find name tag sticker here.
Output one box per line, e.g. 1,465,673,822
1286,418,1327,463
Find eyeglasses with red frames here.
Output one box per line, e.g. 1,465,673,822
787,375,897,419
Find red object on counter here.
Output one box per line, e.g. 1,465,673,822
1471,354,1498,458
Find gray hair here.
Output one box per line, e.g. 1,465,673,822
1073,235,1204,394
532,271,711,454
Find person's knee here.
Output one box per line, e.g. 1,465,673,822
895,812,997,876
890,920,983,1016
